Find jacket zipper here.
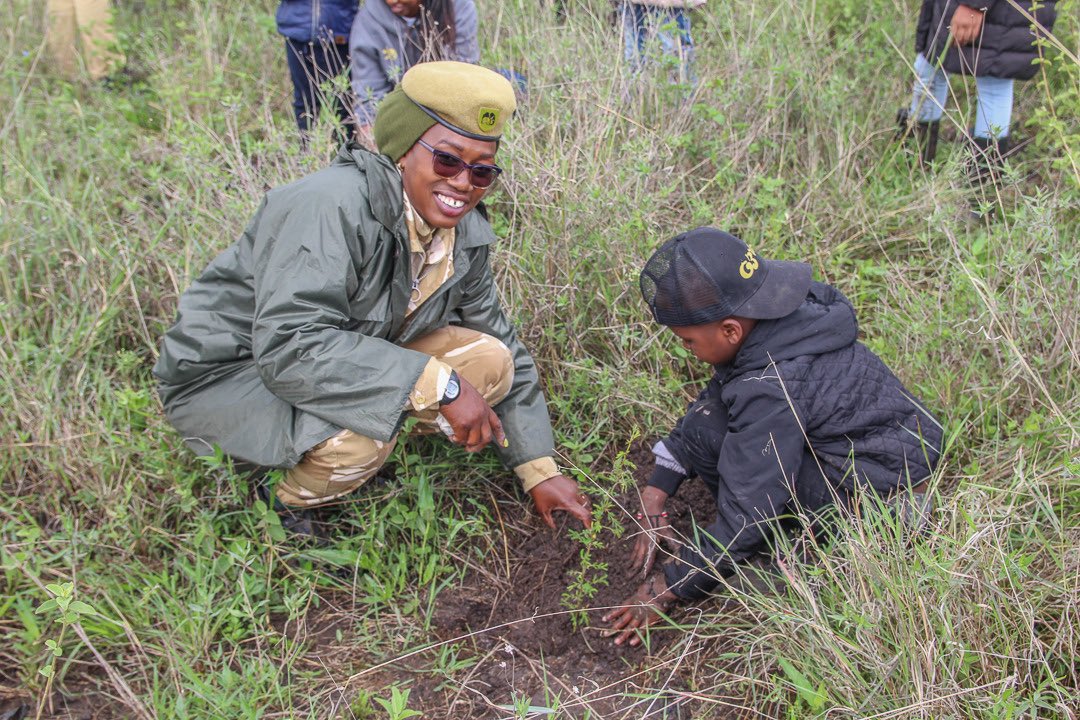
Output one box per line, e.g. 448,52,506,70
393,253,468,343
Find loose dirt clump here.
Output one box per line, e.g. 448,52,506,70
410,444,738,718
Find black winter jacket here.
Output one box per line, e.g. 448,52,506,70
650,283,943,598
916,0,1057,80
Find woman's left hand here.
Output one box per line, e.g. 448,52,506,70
528,474,592,529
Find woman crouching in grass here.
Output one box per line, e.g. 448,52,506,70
154,61,591,539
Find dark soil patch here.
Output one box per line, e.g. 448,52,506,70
402,442,745,718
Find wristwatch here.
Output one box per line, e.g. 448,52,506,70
441,370,461,406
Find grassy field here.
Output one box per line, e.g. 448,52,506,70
1,0,1078,717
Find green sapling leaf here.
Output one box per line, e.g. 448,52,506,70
68,600,95,615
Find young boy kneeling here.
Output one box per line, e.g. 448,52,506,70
604,228,943,646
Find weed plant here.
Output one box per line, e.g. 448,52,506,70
1,0,1077,717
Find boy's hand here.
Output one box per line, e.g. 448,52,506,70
528,475,592,529
629,511,675,578
439,375,505,453
950,4,984,46
601,570,679,647
629,486,673,577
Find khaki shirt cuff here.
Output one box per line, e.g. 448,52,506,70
515,457,561,493
409,358,453,411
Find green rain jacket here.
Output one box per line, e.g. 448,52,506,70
153,145,555,471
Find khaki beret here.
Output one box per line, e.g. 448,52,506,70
373,61,517,160
401,61,517,140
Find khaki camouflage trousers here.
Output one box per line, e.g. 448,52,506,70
45,0,125,81
276,326,514,507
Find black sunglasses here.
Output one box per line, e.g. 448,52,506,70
416,139,503,189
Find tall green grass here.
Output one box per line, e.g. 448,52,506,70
1,0,1077,717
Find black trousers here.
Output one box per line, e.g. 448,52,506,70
284,38,351,133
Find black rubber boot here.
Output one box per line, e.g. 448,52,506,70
896,108,940,167
969,135,1010,185
968,135,1011,219
256,481,331,544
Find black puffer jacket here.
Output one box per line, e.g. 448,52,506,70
916,0,1057,80
653,283,943,598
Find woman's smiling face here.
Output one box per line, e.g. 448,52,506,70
385,0,422,18
399,124,498,229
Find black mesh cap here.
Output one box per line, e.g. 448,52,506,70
640,227,813,326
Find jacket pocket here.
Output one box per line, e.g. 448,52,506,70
345,290,391,338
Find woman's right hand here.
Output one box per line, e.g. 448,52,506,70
439,375,505,453
950,4,985,46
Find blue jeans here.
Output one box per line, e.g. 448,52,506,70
909,53,1014,140
619,2,696,86
285,38,351,133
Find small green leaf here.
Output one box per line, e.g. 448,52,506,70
778,658,827,710
68,600,96,615
45,583,66,597
39,665,54,678
35,599,57,614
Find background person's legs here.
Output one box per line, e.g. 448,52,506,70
908,53,948,123
901,53,948,164
970,76,1015,194
973,75,1014,140
285,39,318,133
74,0,124,80
277,326,515,508
619,3,695,85
619,2,648,72
47,0,123,81
45,0,78,77
285,38,351,134
650,8,695,87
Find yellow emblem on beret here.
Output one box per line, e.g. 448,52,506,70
477,107,499,132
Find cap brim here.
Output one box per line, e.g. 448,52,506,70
735,260,813,320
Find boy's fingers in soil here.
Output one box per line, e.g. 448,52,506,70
602,605,636,624
615,626,643,646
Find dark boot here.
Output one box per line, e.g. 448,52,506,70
256,480,331,544
896,108,940,167
968,135,1011,219
969,135,1010,186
